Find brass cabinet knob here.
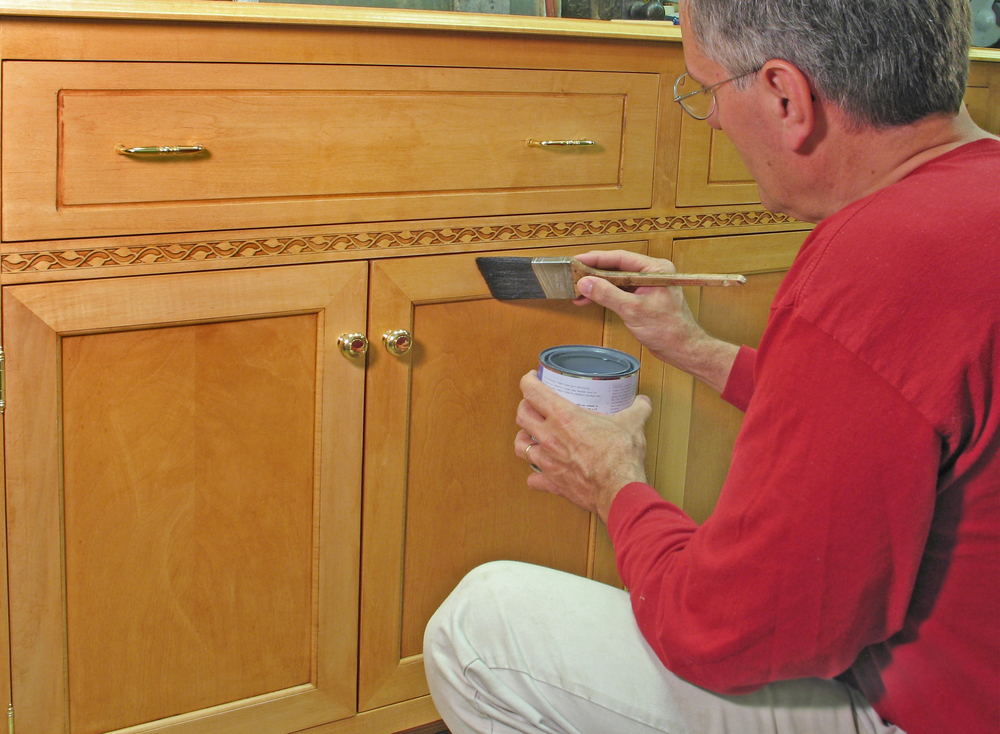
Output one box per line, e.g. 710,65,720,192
338,333,369,360
382,329,413,356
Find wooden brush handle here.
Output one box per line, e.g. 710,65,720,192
570,258,746,288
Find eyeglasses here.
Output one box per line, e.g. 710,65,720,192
673,69,760,120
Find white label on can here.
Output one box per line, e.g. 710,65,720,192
539,367,638,414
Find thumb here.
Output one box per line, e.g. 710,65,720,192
577,276,637,315
617,393,653,428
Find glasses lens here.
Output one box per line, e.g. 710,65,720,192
677,77,715,119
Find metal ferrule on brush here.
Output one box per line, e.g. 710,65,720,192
531,257,578,299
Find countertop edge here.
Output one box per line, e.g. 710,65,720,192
0,2,995,54
0,0,685,41
971,46,1000,62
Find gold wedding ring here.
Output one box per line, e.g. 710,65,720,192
524,443,542,473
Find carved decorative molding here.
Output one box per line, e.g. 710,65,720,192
2,211,794,274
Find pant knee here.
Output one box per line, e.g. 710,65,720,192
426,561,515,639
424,560,534,661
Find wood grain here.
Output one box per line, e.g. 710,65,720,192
62,316,316,732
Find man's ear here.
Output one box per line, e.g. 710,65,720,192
758,60,816,151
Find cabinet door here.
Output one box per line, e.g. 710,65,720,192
652,230,808,522
675,114,759,207
4,263,366,734
358,244,644,711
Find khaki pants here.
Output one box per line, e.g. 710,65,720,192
424,561,903,734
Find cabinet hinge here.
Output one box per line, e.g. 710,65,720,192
0,346,5,415
7,703,12,734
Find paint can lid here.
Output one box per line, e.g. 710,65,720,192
539,345,639,378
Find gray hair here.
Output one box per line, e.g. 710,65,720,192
685,0,972,128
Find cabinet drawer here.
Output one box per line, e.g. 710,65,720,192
2,61,659,241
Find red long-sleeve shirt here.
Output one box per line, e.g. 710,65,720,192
607,139,1000,734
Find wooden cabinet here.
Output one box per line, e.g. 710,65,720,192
0,4,995,734
0,7,674,729
3,241,637,733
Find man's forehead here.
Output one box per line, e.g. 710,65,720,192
678,25,722,83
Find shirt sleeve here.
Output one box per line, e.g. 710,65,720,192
606,312,940,693
720,344,757,412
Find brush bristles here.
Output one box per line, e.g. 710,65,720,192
476,257,546,300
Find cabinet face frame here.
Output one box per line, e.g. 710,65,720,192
3,263,367,734
651,230,808,520
357,243,643,711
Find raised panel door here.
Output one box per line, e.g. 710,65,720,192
4,263,367,734
675,113,759,207
652,230,808,521
358,243,645,711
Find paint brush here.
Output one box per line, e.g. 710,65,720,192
476,256,746,300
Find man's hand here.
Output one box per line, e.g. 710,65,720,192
573,250,739,393
515,371,652,523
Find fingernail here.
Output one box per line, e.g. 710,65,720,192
578,278,593,296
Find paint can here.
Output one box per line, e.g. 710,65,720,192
538,345,640,414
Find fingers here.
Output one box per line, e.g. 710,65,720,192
571,251,679,307
520,370,651,427
515,430,554,486
517,371,571,425
517,432,543,474
574,249,677,275
515,429,535,453
575,274,643,314
616,393,653,430
517,370,652,455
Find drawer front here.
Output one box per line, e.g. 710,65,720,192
2,61,658,241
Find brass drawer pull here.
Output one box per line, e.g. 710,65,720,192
526,139,596,147
116,144,206,156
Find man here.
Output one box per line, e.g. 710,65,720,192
423,0,999,732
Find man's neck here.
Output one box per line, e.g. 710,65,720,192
792,107,996,223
